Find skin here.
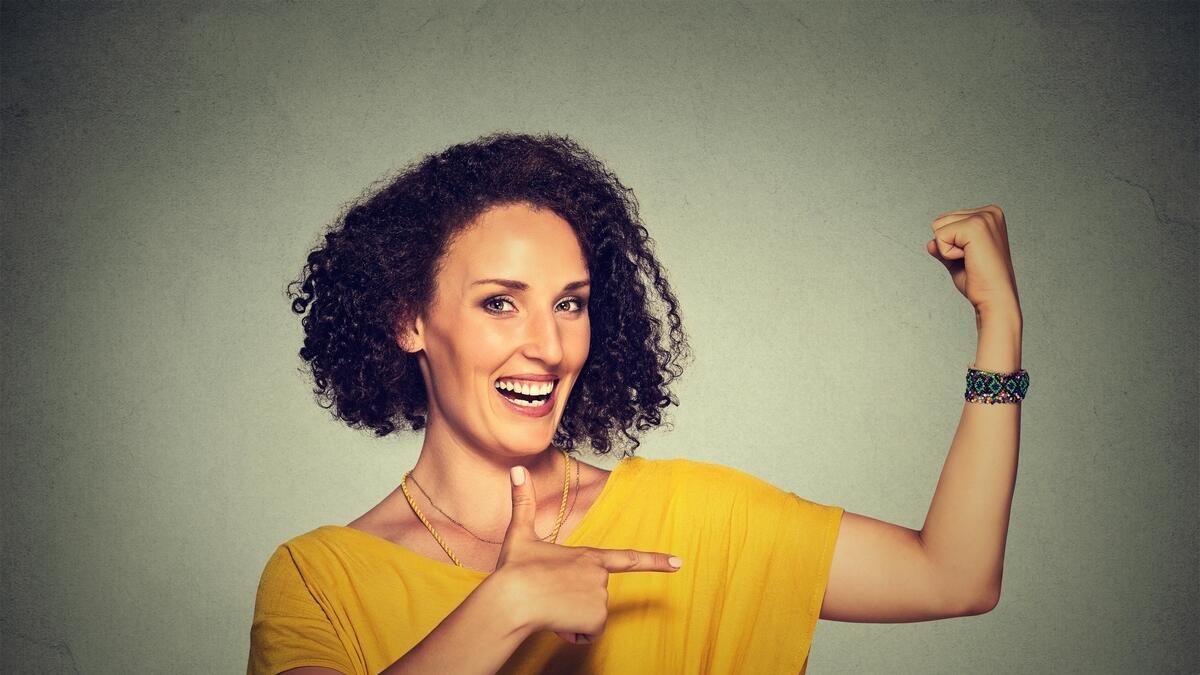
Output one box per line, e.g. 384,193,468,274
397,200,596,548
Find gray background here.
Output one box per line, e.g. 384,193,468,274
2,1,1196,673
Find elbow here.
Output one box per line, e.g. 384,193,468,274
961,585,1001,616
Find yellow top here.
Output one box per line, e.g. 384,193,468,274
247,456,844,675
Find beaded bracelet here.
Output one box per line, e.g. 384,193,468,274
965,367,1030,404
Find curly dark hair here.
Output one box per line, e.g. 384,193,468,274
286,132,690,456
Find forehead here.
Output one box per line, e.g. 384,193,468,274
439,203,587,280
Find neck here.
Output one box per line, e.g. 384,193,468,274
408,421,565,536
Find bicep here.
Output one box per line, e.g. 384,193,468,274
819,510,982,622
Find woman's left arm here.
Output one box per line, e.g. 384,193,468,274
820,205,1023,623
917,303,1021,610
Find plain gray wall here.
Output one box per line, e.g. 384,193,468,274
2,1,1196,673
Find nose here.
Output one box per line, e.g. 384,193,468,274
520,306,564,367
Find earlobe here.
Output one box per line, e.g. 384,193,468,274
397,315,426,353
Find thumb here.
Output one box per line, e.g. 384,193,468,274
504,466,538,544
927,237,956,271
931,222,967,261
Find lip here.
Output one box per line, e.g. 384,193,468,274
494,379,558,418
495,373,559,382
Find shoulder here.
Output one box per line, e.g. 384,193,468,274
624,456,783,493
612,457,779,516
625,456,841,523
253,526,391,611
616,455,736,479
256,526,349,579
279,525,344,552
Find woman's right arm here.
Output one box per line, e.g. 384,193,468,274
378,573,530,675
280,574,530,675
378,463,681,673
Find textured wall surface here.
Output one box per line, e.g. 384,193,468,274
1,1,1196,673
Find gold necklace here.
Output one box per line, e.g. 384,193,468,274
409,453,579,544
400,449,573,567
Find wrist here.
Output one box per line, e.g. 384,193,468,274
478,569,537,639
973,317,1023,372
974,300,1022,330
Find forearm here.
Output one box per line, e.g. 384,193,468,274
919,307,1023,611
380,575,530,675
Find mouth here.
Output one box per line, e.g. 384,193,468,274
493,376,558,418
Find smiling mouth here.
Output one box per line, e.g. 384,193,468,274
499,390,549,406
493,378,558,409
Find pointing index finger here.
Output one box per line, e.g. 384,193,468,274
590,547,683,573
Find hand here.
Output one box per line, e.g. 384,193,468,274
926,204,1021,317
492,465,682,645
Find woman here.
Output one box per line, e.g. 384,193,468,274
248,133,1027,674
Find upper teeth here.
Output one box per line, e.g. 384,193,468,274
495,379,555,396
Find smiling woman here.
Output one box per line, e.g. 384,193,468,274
286,134,686,455
393,204,595,458
247,133,1025,675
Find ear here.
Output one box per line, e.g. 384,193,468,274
396,313,426,354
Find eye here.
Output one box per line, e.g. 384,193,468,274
557,297,587,313
482,296,516,314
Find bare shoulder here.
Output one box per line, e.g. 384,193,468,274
578,457,611,493
344,485,420,543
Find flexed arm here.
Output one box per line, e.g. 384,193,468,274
821,205,1023,623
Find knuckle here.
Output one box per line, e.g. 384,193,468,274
979,207,1005,225
587,607,607,633
590,566,608,586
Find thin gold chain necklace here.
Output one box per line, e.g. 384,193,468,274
408,453,579,544
400,449,573,567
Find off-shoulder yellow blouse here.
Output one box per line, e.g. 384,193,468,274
248,456,844,674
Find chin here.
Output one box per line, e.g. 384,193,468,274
494,427,558,456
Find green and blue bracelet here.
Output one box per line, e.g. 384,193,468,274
965,367,1030,404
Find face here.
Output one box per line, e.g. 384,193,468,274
401,202,591,459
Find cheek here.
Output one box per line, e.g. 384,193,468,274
427,318,506,384
461,317,517,376
571,319,591,366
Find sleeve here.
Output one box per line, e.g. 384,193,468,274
247,545,356,675
704,463,845,674
774,491,844,645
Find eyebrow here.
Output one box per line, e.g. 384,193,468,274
470,278,591,292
